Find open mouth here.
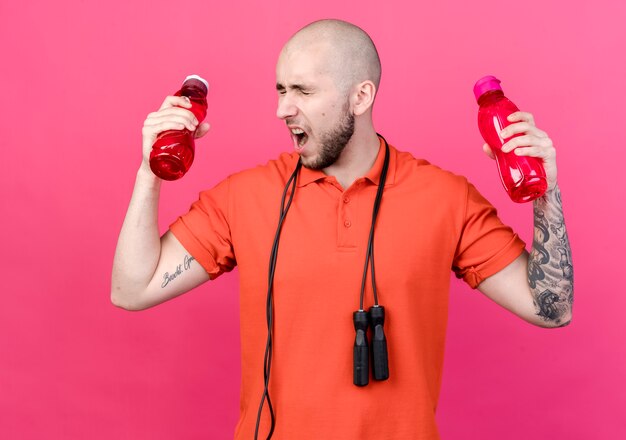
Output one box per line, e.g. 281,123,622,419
290,127,309,151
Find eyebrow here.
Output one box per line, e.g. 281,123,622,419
276,83,310,92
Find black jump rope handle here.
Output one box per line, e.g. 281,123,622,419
369,306,389,381
353,310,369,386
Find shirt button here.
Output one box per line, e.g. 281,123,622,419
344,220,352,228
343,197,350,204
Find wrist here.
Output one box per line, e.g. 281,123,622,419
545,182,559,194
137,162,162,189
535,183,560,204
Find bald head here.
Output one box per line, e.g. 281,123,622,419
281,19,381,95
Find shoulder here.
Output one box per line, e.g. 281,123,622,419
392,146,469,193
195,151,298,198
227,151,299,187
207,152,299,208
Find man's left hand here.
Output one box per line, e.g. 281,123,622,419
481,111,558,191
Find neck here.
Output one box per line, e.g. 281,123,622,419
323,125,380,189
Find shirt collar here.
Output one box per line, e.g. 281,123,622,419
297,136,397,188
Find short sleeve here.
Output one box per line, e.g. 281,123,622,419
169,177,236,280
452,182,526,288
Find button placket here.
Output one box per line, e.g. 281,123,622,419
337,187,358,247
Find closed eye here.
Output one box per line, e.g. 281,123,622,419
276,82,314,96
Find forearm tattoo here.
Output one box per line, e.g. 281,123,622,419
528,185,574,326
161,254,195,288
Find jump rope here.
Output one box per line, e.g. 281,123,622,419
254,134,391,439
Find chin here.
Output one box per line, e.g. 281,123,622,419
300,155,321,170
298,146,321,169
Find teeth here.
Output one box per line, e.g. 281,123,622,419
291,128,304,135
299,133,308,146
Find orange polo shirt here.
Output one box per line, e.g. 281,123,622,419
170,138,526,439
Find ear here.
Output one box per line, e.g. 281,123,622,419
351,80,376,116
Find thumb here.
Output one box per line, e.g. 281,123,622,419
194,122,211,139
482,143,495,160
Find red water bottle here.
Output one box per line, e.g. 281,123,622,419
474,76,547,202
150,75,209,181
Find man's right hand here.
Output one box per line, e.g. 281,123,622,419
111,96,212,311
140,95,211,171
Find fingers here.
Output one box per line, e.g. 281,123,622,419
500,121,547,140
491,111,558,190
507,111,535,126
144,107,199,132
512,145,557,161
158,95,192,111
142,121,187,139
482,143,495,160
501,134,553,153
142,101,203,156
194,122,211,138
490,111,555,159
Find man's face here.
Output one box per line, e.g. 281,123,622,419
275,43,355,170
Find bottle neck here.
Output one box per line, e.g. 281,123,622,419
181,80,208,99
477,89,504,106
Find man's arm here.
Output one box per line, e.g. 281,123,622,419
477,112,573,328
111,95,211,311
478,186,573,327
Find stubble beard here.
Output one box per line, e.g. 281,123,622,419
302,102,355,171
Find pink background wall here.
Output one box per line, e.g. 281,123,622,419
1,0,624,438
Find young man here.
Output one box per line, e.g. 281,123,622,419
112,19,573,440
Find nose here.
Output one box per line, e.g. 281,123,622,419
276,94,297,120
